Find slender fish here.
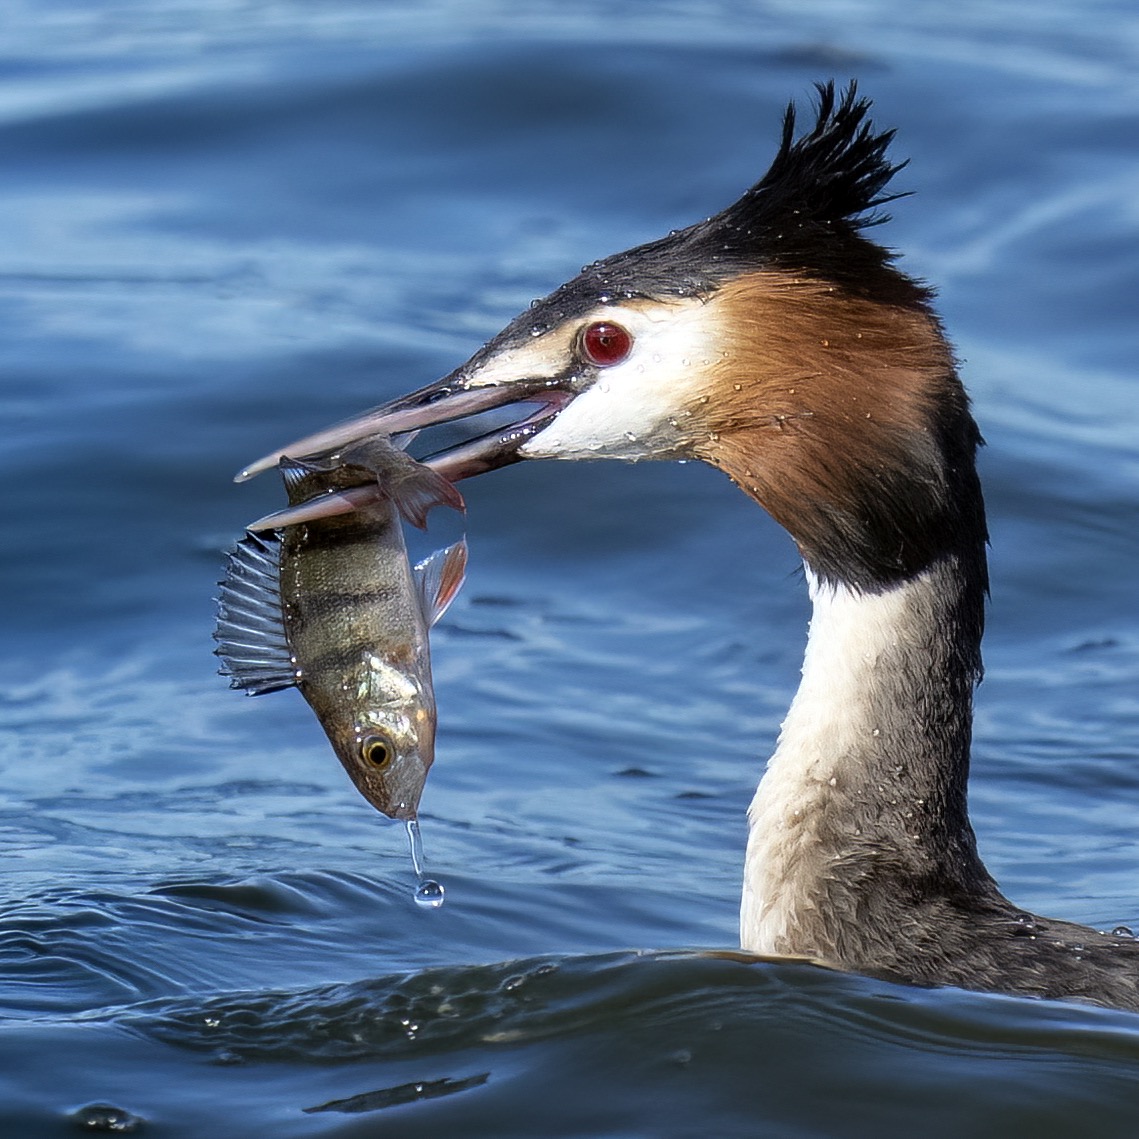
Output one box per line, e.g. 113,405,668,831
214,436,466,821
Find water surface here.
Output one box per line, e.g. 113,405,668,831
2,1,1138,1135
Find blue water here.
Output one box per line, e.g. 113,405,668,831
2,2,1138,1135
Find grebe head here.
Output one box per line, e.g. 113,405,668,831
240,82,983,592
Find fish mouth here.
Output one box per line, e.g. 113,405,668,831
235,371,575,486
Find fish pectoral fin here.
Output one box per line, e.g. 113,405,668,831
414,538,469,626
214,531,298,695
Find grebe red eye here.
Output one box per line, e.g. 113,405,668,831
580,321,633,367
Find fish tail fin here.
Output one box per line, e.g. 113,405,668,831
213,531,299,695
414,538,468,626
392,465,466,530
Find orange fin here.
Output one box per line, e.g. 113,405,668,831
414,539,468,626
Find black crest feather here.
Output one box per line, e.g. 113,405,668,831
520,82,924,320
734,80,907,238
687,80,923,304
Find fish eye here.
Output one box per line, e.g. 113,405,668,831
360,734,394,769
579,321,633,367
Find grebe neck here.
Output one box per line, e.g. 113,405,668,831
741,551,999,963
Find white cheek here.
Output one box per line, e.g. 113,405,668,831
520,302,715,461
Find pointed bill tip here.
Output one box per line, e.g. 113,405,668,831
233,462,264,484
235,448,291,482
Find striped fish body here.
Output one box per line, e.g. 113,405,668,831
216,438,466,820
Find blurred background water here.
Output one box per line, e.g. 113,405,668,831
1,1,1138,1135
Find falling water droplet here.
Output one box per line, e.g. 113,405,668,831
405,817,445,909
415,880,445,908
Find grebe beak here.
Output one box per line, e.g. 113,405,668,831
234,364,577,485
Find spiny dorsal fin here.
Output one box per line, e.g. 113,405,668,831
213,531,298,696
414,538,468,626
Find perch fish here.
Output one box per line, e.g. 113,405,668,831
215,436,466,820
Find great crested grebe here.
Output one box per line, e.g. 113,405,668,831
239,83,1139,1010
